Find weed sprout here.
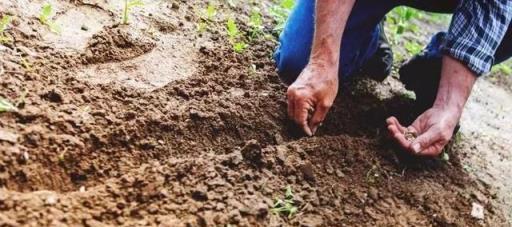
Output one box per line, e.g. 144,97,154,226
269,0,295,35
248,8,263,38
0,98,18,113
122,0,144,24
0,15,12,43
39,3,61,34
271,185,298,218
226,18,247,53
197,3,217,33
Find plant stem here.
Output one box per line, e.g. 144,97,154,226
123,0,128,24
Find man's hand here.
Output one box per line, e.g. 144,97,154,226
386,106,460,156
286,0,355,136
287,62,338,136
387,55,477,156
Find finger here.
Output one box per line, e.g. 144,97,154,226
388,124,411,149
386,117,407,133
415,142,445,157
309,102,331,135
294,98,313,136
410,128,444,154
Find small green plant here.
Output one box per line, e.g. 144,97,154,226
197,3,217,33
271,185,298,218
269,0,295,34
386,7,420,36
226,18,247,53
0,15,12,43
492,62,512,75
39,3,61,34
122,0,144,24
0,98,18,113
404,41,423,56
205,3,217,21
248,8,264,38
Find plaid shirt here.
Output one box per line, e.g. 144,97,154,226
443,0,512,76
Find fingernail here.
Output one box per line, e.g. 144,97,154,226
412,143,421,153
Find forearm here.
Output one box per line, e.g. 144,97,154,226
310,0,355,66
433,55,477,115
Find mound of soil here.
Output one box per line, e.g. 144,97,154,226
0,0,508,226
84,25,156,64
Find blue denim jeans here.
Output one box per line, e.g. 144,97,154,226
274,0,512,84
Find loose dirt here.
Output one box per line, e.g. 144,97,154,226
0,0,510,226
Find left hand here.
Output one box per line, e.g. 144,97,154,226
386,106,461,156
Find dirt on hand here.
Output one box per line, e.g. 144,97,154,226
0,0,508,226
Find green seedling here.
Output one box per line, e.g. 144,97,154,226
271,185,298,218
269,0,295,34
0,15,12,43
233,42,248,53
226,18,239,41
0,98,18,113
492,62,512,75
196,3,217,33
249,8,263,38
205,3,217,21
404,41,423,56
39,3,61,34
226,18,247,53
122,0,144,24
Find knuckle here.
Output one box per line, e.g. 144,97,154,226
320,101,332,109
440,131,452,142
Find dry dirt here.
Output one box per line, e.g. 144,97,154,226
0,0,510,226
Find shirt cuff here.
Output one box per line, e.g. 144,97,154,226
442,36,494,76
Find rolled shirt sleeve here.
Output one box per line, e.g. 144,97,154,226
442,0,512,76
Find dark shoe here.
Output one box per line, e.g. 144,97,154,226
360,21,393,82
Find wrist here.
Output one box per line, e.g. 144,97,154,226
307,60,339,78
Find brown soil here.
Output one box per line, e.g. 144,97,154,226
0,0,508,226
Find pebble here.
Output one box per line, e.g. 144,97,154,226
471,202,485,219
299,161,315,182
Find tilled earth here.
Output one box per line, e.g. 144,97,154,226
0,0,508,226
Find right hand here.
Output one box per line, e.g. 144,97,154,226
287,62,339,136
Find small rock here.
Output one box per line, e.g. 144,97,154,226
471,202,485,220
275,145,287,163
274,133,284,144
79,186,86,193
42,88,64,103
299,161,315,182
299,214,324,227
255,202,268,218
191,189,208,201
22,151,29,161
240,140,263,166
325,164,334,174
335,170,345,178
45,194,57,205
368,187,379,200
0,129,18,143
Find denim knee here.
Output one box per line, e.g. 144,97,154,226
273,45,309,85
